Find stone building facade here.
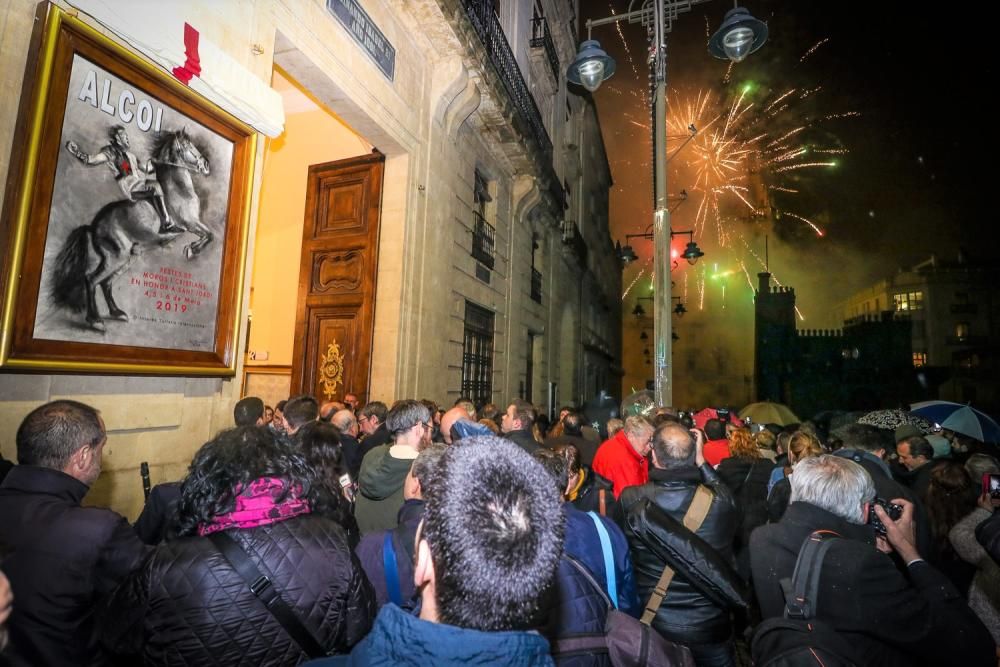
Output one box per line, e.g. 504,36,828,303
0,0,619,518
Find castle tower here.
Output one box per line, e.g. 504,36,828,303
755,272,797,403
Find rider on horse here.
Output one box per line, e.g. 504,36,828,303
65,125,181,234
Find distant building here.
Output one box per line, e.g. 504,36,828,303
755,272,915,419
835,252,1000,413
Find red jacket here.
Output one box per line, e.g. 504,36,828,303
704,438,731,467
592,431,648,498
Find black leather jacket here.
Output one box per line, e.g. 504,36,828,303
103,514,375,665
620,464,746,644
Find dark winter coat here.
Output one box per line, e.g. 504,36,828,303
358,425,391,462
354,499,424,609
716,456,774,547
569,467,622,527
505,429,543,455
308,602,554,666
0,465,150,667
542,504,640,666
102,514,376,666
133,481,182,545
619,464,746,645
338,433,365,482
751,501,995,667
545,434,598,467
976,510,1000,564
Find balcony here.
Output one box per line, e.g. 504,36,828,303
472,211,496,269
530,17,560,83
460,0,553,160
561,220,587,269
530,267,543,303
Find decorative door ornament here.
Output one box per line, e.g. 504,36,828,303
319,339,345,400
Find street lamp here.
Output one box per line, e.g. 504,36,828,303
569,0,767,407
618,227,705,267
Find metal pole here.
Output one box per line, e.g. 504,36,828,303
652,0,672,407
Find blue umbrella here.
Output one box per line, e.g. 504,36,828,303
910,401,1000,443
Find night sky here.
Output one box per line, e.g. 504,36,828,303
577,0,995,401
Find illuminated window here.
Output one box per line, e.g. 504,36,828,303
893,291,924,311
912,352,927,368
956,322,970,340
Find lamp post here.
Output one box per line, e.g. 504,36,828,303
569,0,767,407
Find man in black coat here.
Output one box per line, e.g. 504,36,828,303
501,399,541,455
545,412,598,466
750,455,994,667
620,423,746,667
0,400,150,666
831,423,933,559
357,400,391,461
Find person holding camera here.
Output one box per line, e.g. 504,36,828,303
750,455,994,667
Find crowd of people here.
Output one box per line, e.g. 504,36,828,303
1,393,999,666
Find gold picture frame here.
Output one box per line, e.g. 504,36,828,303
0,4,256,375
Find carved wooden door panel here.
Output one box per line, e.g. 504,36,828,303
290,151,383,404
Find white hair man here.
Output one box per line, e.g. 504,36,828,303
750,455,993,666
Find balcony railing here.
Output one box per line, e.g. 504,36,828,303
472,211,496,269
561,220,587,269
530,17,560,83
530,267,543,303
461,0,553,159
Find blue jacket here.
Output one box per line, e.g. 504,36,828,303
541,504,640,666
562,503,640,616
354,499,424,609
307,603,554,666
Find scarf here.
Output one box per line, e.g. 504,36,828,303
198,476,311,536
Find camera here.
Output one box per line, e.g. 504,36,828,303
867,497,903,535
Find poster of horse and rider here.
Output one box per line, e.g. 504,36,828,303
0,7,255,374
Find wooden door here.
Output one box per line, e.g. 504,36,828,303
290,151,384,404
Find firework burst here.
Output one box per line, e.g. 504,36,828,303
659,67,856,316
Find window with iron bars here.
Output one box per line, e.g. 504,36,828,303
472,170,496,269
462,302,495,408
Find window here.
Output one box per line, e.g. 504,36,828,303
462,302,495,408
530,237,542,303
472,169,495,271
893,291,923,311
955,322,970,340
912,352,927,368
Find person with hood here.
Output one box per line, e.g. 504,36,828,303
355,400,430,534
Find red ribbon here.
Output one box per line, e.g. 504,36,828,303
172,23,202,85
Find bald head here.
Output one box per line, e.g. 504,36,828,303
651,423,695,470
331,409,358,437
440,406,469,444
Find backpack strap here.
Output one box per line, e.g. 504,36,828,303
208,531,329,658
587,511,618,609
383,531,403,607
783,530,841,620
640,485,713,625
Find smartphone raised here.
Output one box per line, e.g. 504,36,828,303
983,473,1000,499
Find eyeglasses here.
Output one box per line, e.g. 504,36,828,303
422,421,433,430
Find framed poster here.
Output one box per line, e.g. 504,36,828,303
0,4,256,375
